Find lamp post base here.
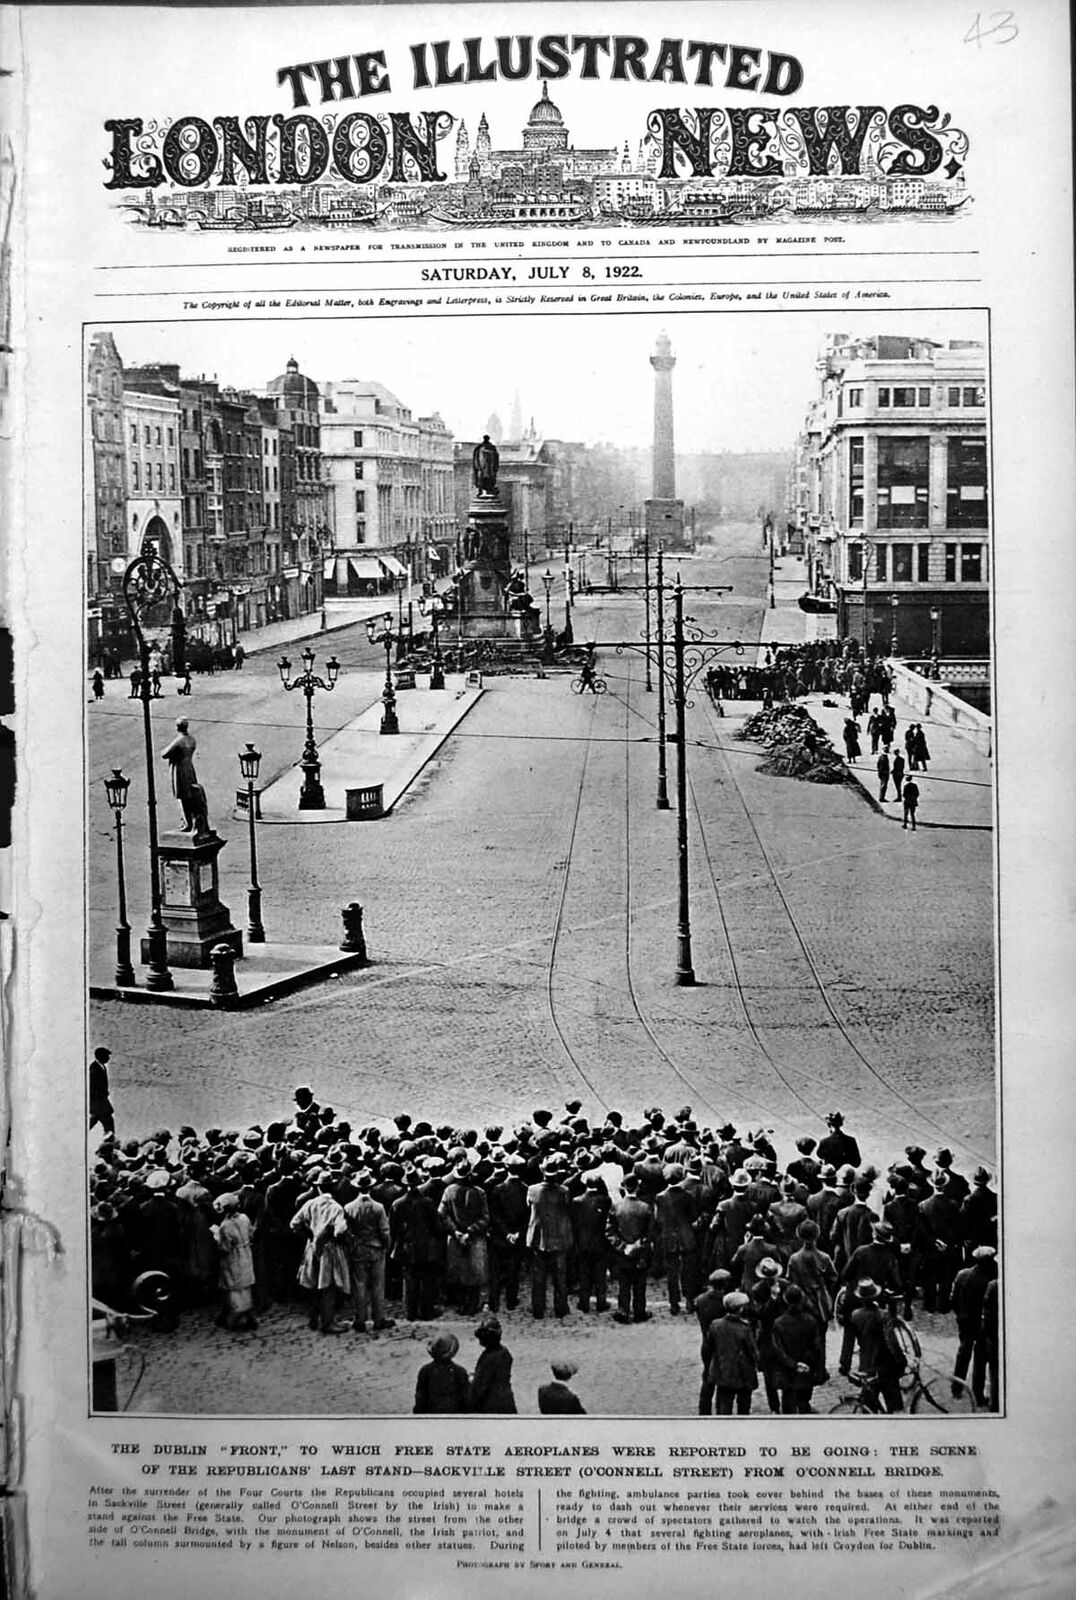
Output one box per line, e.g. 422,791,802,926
247,886,266,944
430,659,445,691
142,924,175,992
115,925,136,988
298,762,326,810
380,692,400,735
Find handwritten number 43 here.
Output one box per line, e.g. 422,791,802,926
965,11,1018,46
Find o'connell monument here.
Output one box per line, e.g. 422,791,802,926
645,331,686,548
457,433,540,642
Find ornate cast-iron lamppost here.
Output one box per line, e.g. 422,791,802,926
103,768,136,987
655,546,670,809
122,546,179,992
365,613,400,735
419,593,446,690
278,646,341,809
541,568,555,659
238,743,265,942
890,594,900,659
930,606,941,679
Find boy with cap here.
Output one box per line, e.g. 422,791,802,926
704,1292,759,1415
538,1360,586,1414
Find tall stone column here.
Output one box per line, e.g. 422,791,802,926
645,331,685,546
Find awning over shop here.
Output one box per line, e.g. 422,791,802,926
323,557,335,578
347,557,386,581
376,554,408,577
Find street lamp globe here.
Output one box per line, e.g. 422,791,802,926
326,655,341,688
301,646,316,673
238,743,262,783
103,768,131,812
277,654,291,686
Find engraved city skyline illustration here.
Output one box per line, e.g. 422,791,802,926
116,87,972,233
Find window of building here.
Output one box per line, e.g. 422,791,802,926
353,430,364,447
144,425,151,445
156,463,164,490
167,428,175,447
961,545,984,582
355,490,365,514
874,543,888,581
354,461,364,479
849,436,864,526
155,426,162,446
130,423,137,445
946,437,988,527
355,519,366,543
847,387,863,408
132,462,139,490
917,544,930,582
168,464,176,491
876,436,929,528
892,386,918,408
848,542,863,582
892,543,913,582
964,386,984,406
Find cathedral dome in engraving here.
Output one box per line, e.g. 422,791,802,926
527,82,564,126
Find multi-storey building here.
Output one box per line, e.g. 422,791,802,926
266,356,327,620
122,372,182,579
85,332,128,659
320,378,453,593
803,333,989,656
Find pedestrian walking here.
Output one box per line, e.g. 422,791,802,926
211,1194,258,1332
234,642,245,669
876,749,891,801
538,1359,586,1414
891,750,906,799
902,777,920,830
867,709,882,755
842,718,861,761
128,667,142,699
413,1332,471,1414
470,1314,517,1413
913,724,931,770
177,666,192,696
91,669,105,701
89,1046,115,1135
905,724,919,771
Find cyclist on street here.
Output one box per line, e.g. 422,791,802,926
579,645,599,693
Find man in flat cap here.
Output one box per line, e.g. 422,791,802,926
538,1359,586,1414
817,1112,861,1172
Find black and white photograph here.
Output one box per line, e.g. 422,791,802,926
85,309,998,1418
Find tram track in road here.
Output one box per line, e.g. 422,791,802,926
692,691,992,1165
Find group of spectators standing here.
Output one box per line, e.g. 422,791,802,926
90,1067,999,1415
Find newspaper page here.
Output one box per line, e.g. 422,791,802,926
6,2,1076,1596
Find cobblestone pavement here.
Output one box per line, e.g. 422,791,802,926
115,1295,967,1420
88,521,994,1413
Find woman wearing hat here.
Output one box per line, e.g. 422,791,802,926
413,1333,472,1414
470,1314,517,1413
211,1195,257,1332
538,1360,586,1414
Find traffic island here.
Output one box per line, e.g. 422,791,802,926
89,931,372,1011
254,677,483,824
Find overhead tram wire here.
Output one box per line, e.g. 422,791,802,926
694,691,992,1166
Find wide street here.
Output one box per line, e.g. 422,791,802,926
88,520,995,1414
89,518,994,1162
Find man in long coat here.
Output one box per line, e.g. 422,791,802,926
526,1156,573,1319
290,1174,350,1333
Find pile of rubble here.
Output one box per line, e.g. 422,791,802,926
736,701,849,784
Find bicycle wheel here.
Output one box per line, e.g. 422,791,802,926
595,678,608,695
570,677,583,695
827,1396,866,1417
912,1376,977,1416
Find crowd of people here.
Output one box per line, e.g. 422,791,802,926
89,1060,1000,1415
705,641,894,709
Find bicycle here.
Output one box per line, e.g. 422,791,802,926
570,674,607,695
827,1319,978,1415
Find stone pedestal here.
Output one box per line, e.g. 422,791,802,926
141,828,243,969
645,497,686,547
459,488,540,641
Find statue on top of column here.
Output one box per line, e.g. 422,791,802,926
472,434,499,495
